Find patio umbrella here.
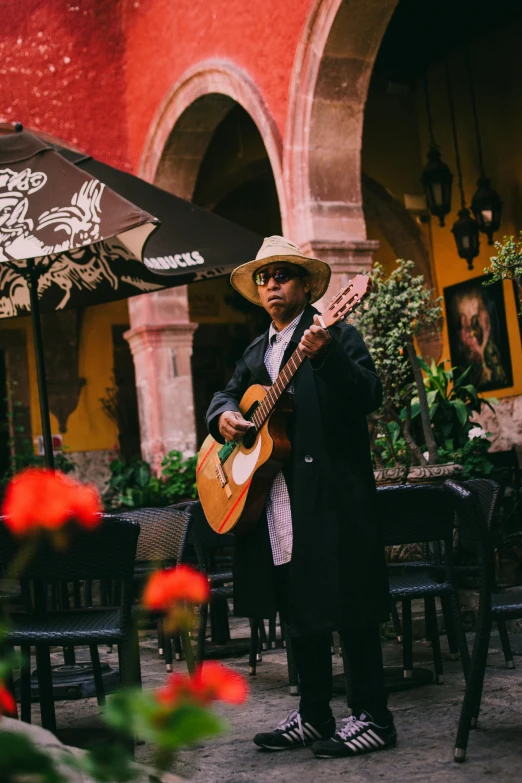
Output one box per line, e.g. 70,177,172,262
56,145,261,287
0,126,262,468
0,130,159,468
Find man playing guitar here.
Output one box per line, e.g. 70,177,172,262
205,236,396,759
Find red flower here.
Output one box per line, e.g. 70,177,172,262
156,672,195,706
142,565,210,610
0,684,16,716
157,663,248,708
2,468,102,535
192,662,248,705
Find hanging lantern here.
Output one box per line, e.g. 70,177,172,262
421,145,453,227
471,176,502,245
452,207,480,270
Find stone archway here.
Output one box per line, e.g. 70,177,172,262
139,59,286,217
129,62,285,467
284,0,399,301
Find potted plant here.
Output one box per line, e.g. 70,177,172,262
354,260,497,484
352,260,443,474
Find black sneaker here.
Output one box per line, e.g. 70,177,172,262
312,711,396,758
253,709,335,751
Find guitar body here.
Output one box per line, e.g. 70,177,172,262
196,384,291,535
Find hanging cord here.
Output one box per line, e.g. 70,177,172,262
464,45,485,178
422,71,437,147
445,60,466,209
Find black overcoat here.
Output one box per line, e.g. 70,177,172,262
205,305,389,636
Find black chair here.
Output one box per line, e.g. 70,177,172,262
377,483,471,685
0,516,140,735
457,479,514,669
488,447,522,536
445,479,522,762
112,504,192,672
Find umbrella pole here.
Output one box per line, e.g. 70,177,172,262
26,260,54,469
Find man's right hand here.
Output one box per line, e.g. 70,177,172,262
218,411,254,442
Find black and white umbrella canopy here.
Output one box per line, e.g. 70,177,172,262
0,131,161,318
0,132,261,318
58,146,262,283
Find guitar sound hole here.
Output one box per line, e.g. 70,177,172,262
242,427,257,450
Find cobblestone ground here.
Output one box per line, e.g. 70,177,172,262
32,620,522,783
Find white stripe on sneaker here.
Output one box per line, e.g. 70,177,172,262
305,724,322,738
368,730,386,746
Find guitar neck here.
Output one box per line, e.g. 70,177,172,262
242,275,371,434
251,346,305,430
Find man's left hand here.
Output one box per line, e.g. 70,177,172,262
299,315,331,360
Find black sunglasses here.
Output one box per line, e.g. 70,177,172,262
254,267,302,286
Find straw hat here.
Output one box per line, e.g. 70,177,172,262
230,235,331,306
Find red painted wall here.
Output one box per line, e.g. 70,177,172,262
1,0,130,169
1,0,311,173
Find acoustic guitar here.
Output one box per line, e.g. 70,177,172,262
196,274,372,535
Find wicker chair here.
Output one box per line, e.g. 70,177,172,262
112,504,192,671
377,483,471,684
445,480,522,762
0,516,140,735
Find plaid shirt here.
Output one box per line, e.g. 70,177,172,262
264,311,303,565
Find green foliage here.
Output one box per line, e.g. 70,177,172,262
412,358,496,451
371,420,409,469
0,730,65,783
438,432,494,480
351,260,443,411
103,450,197,510
103,688,224,749
6,445,75,475
485,232,522,284
64,743,138,782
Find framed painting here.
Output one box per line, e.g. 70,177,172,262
443,275,513,392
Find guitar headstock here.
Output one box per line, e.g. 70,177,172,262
321,274,372,328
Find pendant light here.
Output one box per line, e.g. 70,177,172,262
465,47,503,245
446,62,480,271
421,71,453,227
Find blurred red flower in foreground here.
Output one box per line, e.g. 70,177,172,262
2,468,102,535
0,684,16,716
157,662,247,707
143,565,210,610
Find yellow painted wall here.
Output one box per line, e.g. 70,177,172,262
0,299,129,453
363,13,522,401
67,299,129,450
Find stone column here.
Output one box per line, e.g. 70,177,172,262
300,238,379,309
125,287,197,473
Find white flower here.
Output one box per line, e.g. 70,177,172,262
423,451,429,461
468,427,486,440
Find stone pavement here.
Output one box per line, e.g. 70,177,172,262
28,621,522,783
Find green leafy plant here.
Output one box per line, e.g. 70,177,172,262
437,428,494,480
370,420,408,469
352,259,443,465
485,232,522,284
412,359,496,451
103,450,197,510
485,232,522,316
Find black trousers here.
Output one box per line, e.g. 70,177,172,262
275,564,391,726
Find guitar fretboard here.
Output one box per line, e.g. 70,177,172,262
250,345,306,431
